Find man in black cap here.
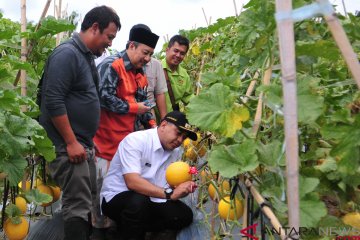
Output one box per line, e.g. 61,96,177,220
100,111,197,240
91,24,159,239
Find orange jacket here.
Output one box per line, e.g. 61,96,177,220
94,57,156,160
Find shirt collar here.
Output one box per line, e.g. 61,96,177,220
161,58,181,76
152,128,164,152
72,32,94,57
120,50,145,75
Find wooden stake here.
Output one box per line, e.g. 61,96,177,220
243,71,259,104
202,7,209,26
196,54,206,95
36,0,52,32
233,0,239,17
319,0,360,88
341,0,347,17
55,0,63,46
252,64,272,135
244,179,287,240
14,0,52,87
20,0,27,112
275,0,300,231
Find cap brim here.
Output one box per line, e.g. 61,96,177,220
179,126,197,141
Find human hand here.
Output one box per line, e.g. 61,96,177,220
66,141,86,164
137,102,151,114
171,181,197,200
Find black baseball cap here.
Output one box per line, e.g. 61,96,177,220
162,111,197,141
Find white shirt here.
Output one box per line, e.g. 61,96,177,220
100,128,181,203
95,49,110,66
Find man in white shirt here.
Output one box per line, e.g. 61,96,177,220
100,111,197,240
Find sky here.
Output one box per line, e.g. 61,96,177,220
1,0,359,53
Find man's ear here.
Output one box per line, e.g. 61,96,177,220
159,120,167,128
91,22,100,34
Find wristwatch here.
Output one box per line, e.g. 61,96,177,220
164,188,173,200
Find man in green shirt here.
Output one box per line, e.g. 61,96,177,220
162,35,193,112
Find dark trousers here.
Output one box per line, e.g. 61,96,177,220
101,191,193,240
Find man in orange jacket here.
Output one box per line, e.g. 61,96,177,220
91,24,159,239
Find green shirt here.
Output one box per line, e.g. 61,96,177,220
162,58,193,112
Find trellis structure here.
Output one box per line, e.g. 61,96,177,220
274,0,360,234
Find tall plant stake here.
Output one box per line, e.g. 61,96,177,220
275,0,300,231
20,0,27,112
14,0,52,87
318,0,360,88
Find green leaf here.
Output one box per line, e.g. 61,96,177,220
330,108,351,123
300,194,327,228
299,176,319,199
1,155,28,186
208,139,258,178
257,84,283,110
340,172,360,189
7,114,37,137
297,75,324,124
314,157,337,173
296,40,340,61
33,131,56,161
187,83,239,136
336,149,360,187
0,30,15,40
0,90,19,112
321,124,351,141
298,93,323,124
5,204,22,221
257,140,285,167
0,129,26,156
25,189,53,206
201,68,242,89
259,171,286,199
31,16,75,40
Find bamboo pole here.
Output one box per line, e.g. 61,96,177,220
20,172,29,191
196,55,206,95
318,0,360,89
252,65,272,135
233,0,239,17
20,0,27,112
275,0,300,231
13,0,52,87
341,0,347,17
245,80,257,101
202,7,209,26
243,71,259,104
55,0,62,46
244,179,287,240
36,0,52,32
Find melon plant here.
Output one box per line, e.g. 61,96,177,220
176,0,360,237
